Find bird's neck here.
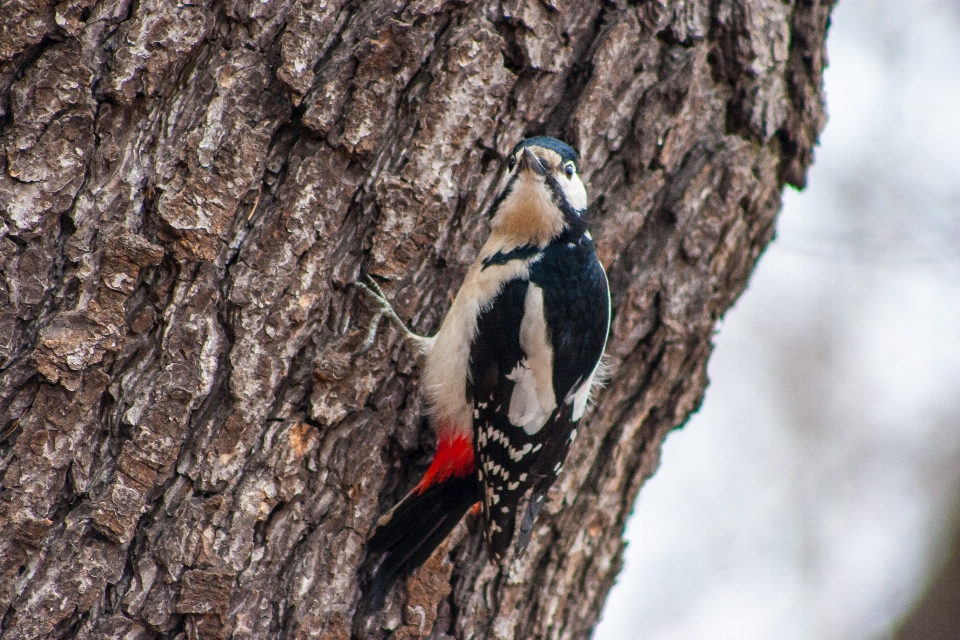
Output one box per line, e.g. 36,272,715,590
490,174,566,248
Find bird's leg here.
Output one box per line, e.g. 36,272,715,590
355,276,434,354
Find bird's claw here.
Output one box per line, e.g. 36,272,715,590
356,278,390,351
355,275,437,356
355,276,421,351
357,275,388,304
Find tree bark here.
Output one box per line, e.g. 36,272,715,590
0,0,831,638
895,502,960,640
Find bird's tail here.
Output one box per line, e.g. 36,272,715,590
363,434,479,612
364,475,480,610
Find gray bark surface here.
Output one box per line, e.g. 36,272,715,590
0,0,831,638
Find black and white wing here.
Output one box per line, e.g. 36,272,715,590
468,236,609,559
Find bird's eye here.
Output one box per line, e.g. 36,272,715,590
508,155,516,171
563,162,575,178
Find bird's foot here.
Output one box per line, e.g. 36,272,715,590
355,276,431,352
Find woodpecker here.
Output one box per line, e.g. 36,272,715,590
359,136,610,609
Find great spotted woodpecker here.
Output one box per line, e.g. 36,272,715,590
359,137,610,608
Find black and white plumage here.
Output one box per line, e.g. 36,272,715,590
471,227,608,556
361,136,610,608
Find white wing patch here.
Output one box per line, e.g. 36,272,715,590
505,365,548,432
507,284,556,434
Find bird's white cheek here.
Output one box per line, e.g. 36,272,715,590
561,175,588,212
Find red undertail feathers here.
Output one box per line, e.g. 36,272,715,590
415,434,474,493
363,432,480,612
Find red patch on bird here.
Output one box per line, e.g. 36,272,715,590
416,434,475,494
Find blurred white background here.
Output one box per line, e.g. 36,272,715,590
595,0,960,638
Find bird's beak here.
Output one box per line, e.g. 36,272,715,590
517,148,546,176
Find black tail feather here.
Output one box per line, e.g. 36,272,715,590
364,475,480,612
516,490,547,553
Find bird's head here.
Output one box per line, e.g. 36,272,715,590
490,136,588,247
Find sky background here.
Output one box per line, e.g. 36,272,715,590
595,0,960,638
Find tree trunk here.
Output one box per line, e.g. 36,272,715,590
0,0,831,638
895,503,960,640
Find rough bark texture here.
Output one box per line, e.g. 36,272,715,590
0,0,832,638
896,506,960,640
